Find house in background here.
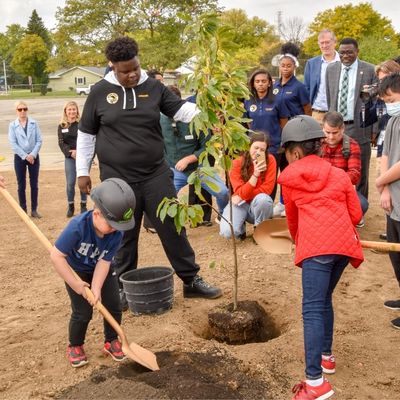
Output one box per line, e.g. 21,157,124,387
48,66,106,92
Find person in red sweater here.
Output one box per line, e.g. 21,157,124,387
219,132,276,240
278,115,364,400
321,111,369,226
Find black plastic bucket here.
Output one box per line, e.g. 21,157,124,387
120,267,174,315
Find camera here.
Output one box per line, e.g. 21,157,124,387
360,83,379,103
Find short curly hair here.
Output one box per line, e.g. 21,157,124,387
105,37,139,62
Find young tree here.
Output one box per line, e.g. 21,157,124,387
157,13,251,310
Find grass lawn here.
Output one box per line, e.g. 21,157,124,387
0,90,80,99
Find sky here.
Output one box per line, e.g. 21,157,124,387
0,0,399,33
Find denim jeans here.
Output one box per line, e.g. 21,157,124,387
302,254,349,379
357,191,369,215
173,168,229,214
219,193,273,238
65,157,87,204
14,154,40,212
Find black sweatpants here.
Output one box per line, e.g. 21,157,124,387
66,268,121,346
386,215,400,288
113,168,200,285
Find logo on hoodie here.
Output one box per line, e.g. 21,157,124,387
106,93,119,104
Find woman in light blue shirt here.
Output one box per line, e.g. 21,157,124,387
8,101,42,218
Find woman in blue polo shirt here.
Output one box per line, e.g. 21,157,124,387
244,69,289,199
273,43,312,216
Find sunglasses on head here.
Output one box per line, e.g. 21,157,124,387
17,107,28,112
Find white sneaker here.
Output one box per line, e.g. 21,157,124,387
273,202,285,218
356,217,365,228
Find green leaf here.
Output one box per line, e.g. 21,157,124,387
167,203,178,218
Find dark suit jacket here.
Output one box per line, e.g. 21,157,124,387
304,55,323,105
326,59,377,144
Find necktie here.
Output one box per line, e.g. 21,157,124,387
338,67,350,119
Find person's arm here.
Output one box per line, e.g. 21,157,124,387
376,157,400,188
173,102,200,123
76,130,96,193
346,141,361,185
58,125,73,157
175,154,198,172
345,179,363,225
50,246,90,298
90,259,111,306
8,123,28,160
302,103,312,116
31,121,42,158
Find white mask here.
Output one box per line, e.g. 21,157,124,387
386,101,400,117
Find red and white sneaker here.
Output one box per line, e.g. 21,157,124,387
322,355,336,374
292,378,334,400
67,345,88,368
103,339,126,362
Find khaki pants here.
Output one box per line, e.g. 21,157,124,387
312,110,327,124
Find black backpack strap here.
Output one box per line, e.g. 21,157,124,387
342,134,351,159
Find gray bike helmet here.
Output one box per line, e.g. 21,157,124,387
90,178,136,231
281,115,325,146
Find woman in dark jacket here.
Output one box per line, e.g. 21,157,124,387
58,101,87,217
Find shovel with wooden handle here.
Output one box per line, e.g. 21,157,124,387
0,187,159,371
253,218,400,254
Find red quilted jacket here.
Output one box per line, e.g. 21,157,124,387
278,155,364,268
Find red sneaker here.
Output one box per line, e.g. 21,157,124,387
292,378,334,400
103,339,126,361
67,345,88,368
322,355,336,374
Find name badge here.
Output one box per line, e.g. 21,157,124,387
265,107,273,111
61,128,69,133
184,135,194,140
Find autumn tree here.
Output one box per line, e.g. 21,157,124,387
11,34,50,92
303,2,398,58
52,0,219,70
220,9,280,69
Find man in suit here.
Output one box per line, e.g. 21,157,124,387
326,37,377,200
304,29,340,123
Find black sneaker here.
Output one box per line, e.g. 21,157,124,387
379,233,387,241
384,300,400,310
80,202,88,213
67,204,74,218
183,276,222,299
390,317,400,330
119,288,128,311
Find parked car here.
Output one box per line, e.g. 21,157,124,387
76,84,94,95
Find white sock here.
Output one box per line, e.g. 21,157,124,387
322,354,331,360
306,377,324,387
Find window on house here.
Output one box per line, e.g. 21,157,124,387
75,77,86,85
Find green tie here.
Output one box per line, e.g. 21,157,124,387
338,67,350,119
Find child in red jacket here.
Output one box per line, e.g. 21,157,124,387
278,115,364,400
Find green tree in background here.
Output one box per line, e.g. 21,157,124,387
11,34,50,93
220,9,280,69
359,35,399,65
303,2,398,62
52,0,219,70
27,9,52,51
0,24,26,85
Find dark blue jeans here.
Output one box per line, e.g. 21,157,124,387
65,157,87,204
14,154,40,212
302,254,349,379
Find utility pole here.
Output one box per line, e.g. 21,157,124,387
2,60,8,95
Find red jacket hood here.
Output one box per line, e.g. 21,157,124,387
278,155,331,192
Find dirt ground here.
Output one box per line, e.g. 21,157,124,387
1,154,400,400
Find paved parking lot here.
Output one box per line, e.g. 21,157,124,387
0,97,87,171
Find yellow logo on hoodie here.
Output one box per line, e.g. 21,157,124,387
106,93,118,104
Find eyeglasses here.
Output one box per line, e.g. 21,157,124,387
17,108,28,112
